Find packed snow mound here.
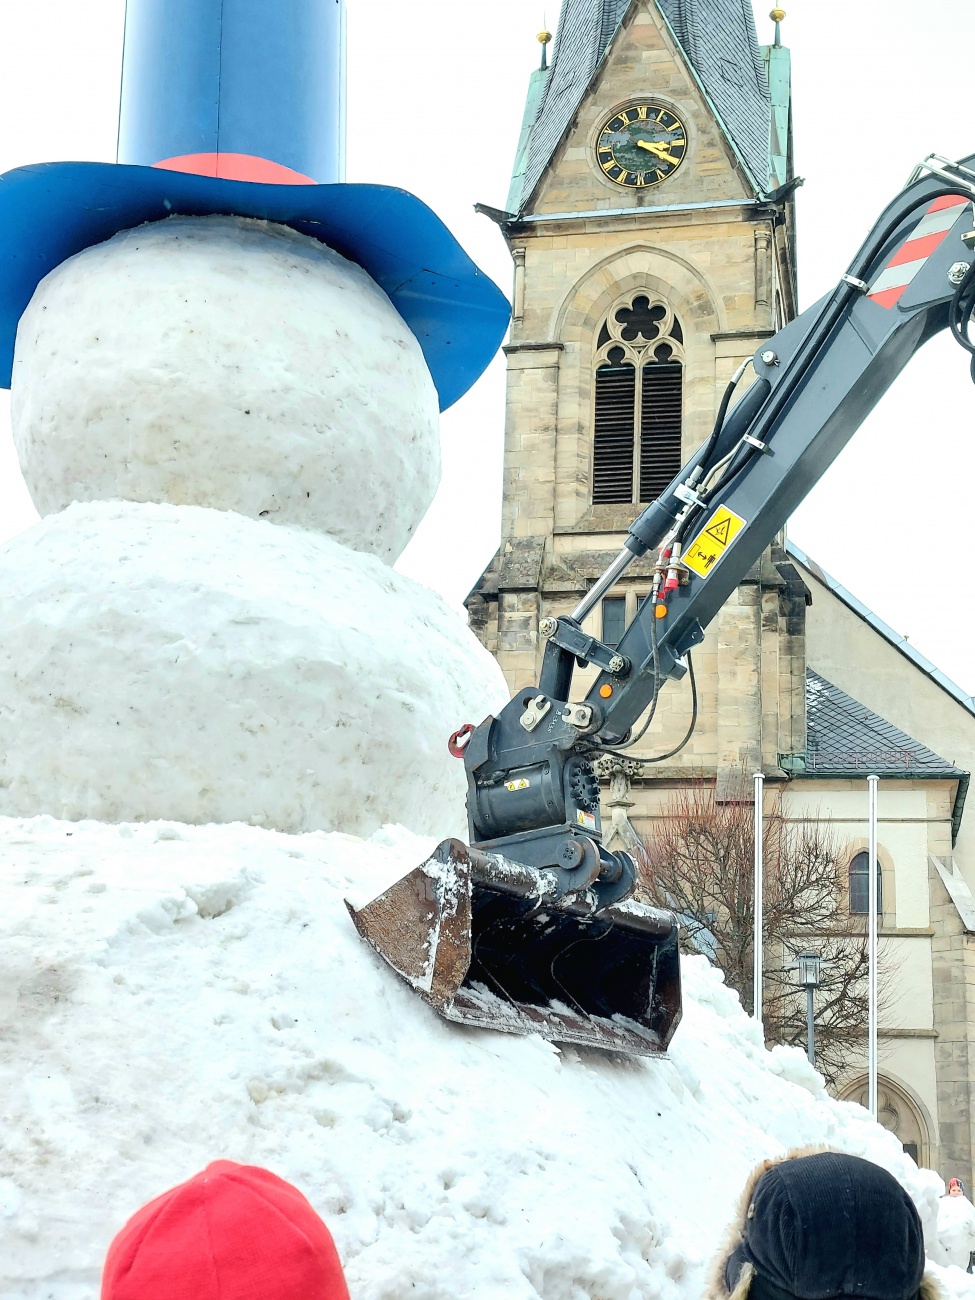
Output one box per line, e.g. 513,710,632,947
0,501,506,834
937,1194,975,1269
0,815,960,1300
10,215,440,562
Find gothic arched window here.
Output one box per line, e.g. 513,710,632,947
592,294,684,505
848,851,882,915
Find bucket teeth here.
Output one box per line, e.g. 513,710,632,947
347,838,682,1058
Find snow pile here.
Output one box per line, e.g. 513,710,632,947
0,502,506,834
0,814,965,1300
937,1194,975,1269
11,215,440,562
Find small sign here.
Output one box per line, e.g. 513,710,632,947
576,810,597,831
684,505,746,578
505,778,530,792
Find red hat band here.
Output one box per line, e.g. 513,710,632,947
118,0,345,186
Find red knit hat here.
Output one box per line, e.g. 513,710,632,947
101,1161,350,1300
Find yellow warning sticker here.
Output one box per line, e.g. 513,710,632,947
576,810,597,831
505,778,530,792
683,505,746,578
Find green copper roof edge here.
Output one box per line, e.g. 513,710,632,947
508,64,550,215
761,41,791,192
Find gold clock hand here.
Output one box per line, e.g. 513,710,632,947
642,140,681,166
636,139,680,165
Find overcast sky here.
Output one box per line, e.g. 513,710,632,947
0,0,973,693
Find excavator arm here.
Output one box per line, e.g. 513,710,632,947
465,153,975,887
351,153,975,1057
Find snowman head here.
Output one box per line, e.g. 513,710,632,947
11,215,441,562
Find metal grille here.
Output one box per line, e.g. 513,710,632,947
592,362,636,503
639,362,683,502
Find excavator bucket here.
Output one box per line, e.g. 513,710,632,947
347,838,682,1056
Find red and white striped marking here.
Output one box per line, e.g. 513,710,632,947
867,195,970,308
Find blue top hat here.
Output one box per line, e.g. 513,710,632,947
0,0,509,410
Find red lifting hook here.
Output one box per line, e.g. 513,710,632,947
448,723,475,758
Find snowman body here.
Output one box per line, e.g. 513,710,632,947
935,1192,975,1269
0,216,507,835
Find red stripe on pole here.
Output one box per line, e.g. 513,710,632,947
868,284,908,309
887,228,953,268
153,153,317,185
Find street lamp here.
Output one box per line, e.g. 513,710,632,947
797,951,822,1067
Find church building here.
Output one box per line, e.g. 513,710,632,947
467,0,975,1186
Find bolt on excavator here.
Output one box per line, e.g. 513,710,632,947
350,152,975,1057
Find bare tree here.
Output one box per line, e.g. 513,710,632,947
638,779,886,1087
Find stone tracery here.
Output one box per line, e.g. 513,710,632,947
592,291,685,505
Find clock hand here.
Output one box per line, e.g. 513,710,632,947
636,139,664,154
635,139,679,165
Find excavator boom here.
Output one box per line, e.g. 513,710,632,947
350,152,975,1056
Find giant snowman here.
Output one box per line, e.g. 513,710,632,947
0,0,510,836
0,4,966,1298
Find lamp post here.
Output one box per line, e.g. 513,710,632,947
797,951,822,1067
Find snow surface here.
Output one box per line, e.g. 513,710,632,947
937,1194,975,1270
11,215,440,563
0,814,969,1300
0,501,507,834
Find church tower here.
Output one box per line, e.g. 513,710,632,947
469,3,975,1186
469,0,801,819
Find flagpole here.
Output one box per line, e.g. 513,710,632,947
867,774,879,1120
753,770,764,1027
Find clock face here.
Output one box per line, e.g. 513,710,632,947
595,104,688,188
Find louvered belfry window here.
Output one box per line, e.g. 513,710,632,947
592,294,684,505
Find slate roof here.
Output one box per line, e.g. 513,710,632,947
658,0,771,190
804,669,966,780
516,0,629,215
511,0,772,214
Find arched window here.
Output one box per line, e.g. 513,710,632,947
848,851,882,914
592,293,684,505
841,1076,929,1167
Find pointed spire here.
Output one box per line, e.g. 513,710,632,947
538,27,553,71
506,24,554,211
763,7,792,197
